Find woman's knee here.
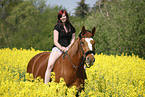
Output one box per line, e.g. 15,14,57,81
47,63,54,70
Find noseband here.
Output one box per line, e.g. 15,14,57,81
85,50,95,56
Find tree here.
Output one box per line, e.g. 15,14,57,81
75,0,90,18
85,0,145,58
0,0,64,50
0,0,23,48
29,0,46,13
92,0,110,18
0,0,23,21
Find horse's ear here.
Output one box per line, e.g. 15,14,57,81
81,26,86,35
91,27,96,36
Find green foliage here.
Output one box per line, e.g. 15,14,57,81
74,0,90,18
0,0,23,20
85,0,145,58
0,0,23,47
0,0,145,59
28,0,46,12
0,0,63,50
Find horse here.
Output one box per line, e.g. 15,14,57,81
27,26,96,94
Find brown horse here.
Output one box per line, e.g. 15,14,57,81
27,26,96,92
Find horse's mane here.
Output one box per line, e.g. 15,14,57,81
67,31,90,57
66,30,92,58
68,38,80,58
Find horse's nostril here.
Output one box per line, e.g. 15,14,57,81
87,57,89,60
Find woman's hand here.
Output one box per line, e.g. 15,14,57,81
61,47,69,52
61,47,65,52
64,47,69,52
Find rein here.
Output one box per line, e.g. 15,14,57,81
63,52,85,68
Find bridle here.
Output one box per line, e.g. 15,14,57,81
79,36,95,68
63,36,95,68
80,38,95,57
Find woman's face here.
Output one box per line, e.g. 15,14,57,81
60,13,67,23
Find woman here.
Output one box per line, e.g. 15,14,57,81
45,10,76,84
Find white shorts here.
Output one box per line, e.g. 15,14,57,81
51,47,63,53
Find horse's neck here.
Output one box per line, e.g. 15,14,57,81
68,38,82,60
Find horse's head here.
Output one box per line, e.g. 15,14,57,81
79,26,96,68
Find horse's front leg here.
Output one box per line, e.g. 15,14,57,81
76,83,85,97
68,78,84,96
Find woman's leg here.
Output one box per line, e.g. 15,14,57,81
44,48,62,84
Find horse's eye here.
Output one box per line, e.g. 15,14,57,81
81,42,84,44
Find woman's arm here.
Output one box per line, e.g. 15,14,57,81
67,33,75,48
53,30,64,51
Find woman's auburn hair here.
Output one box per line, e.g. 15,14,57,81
57,10,69,23
57,10,72,32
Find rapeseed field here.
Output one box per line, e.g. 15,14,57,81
0,48,145,96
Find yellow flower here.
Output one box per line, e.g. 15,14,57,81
0,48,145,96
